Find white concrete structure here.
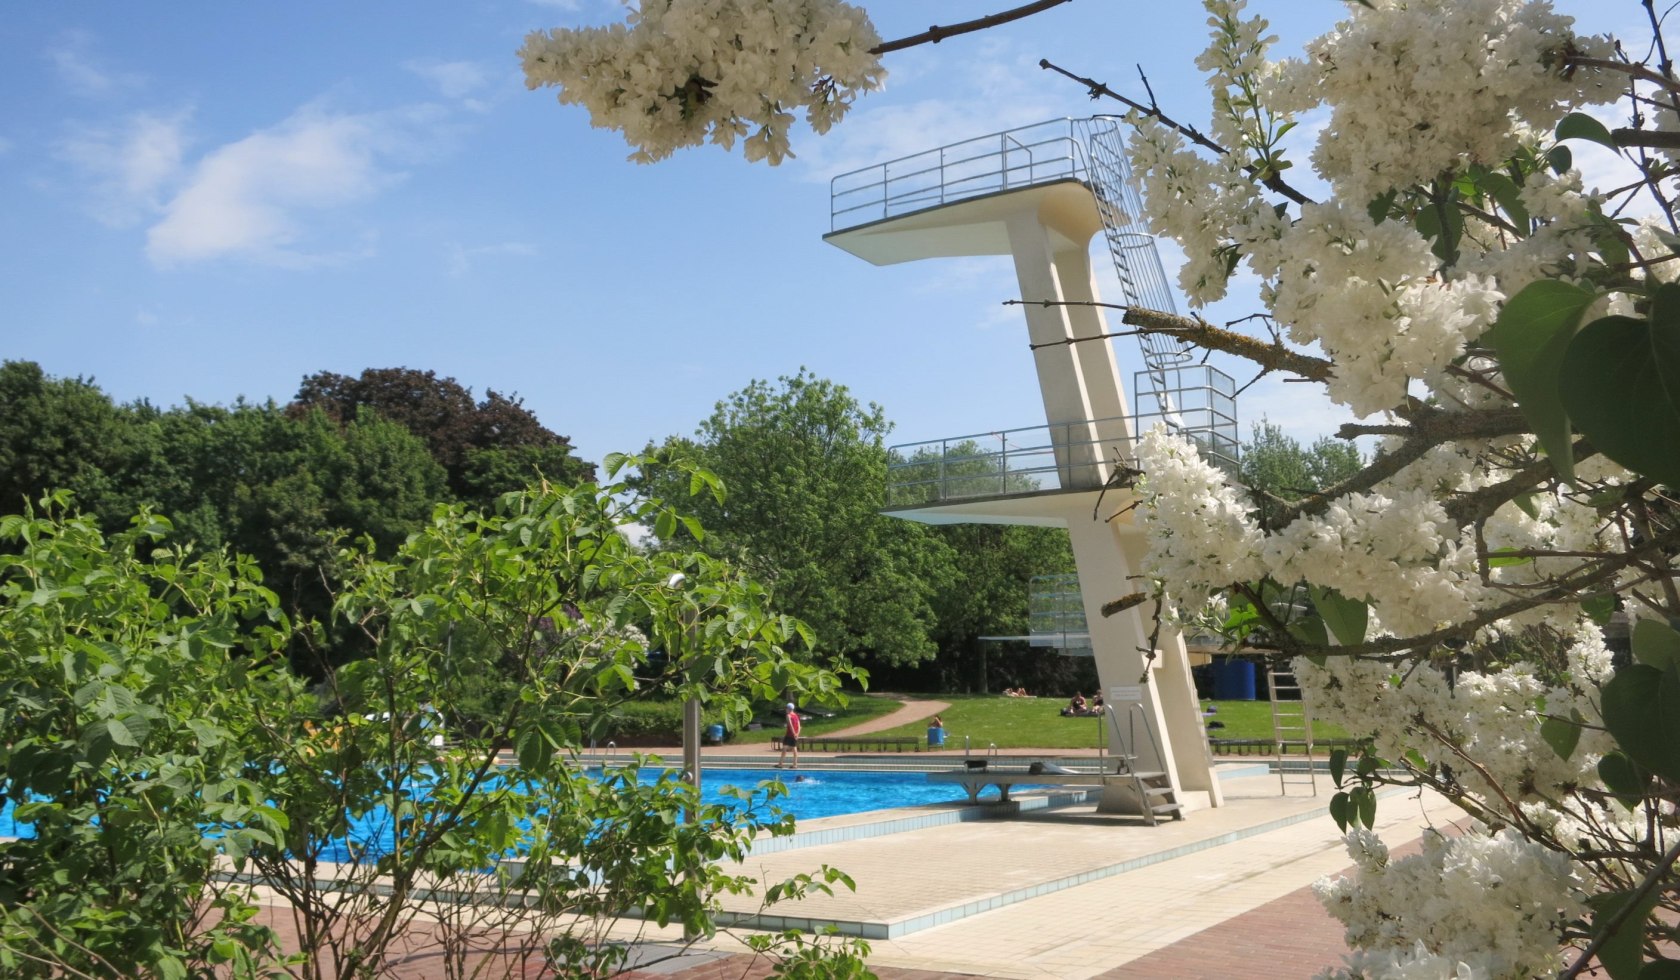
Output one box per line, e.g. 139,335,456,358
825,119,1229,814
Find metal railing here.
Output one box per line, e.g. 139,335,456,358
884,407,1238,508
829,119,1089,232
1029,573,1092,657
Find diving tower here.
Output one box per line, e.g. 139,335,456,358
825,118,1236,815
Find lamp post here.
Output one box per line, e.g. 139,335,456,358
665,572,703,943
665,573,701,823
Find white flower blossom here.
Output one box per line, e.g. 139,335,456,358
520,0,884,164
1134,425,1266,611
1316,828,1585,979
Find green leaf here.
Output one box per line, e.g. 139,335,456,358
1485,549,1533,568
1540,711,1581,761
1548,144,1573,174
1641,959,1680,979
1329,791,1351,832
1288,614,1328,647
1354,786,1376,829
1329,747,1348,787
1309,586,1367,645
1590,888,1662,980
1367,189,1398,225
1414,192,1465,264
1557,112,1618,150
104,716,138,748
1601,665,1680,783
1583,593,1616,625
1633,619,1680,671
1476,171,1530,233
1483,280,1598,484
1560,284,1680,487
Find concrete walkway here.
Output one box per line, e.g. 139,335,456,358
827,695,950,737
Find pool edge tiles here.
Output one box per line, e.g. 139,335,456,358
746,788,1100,856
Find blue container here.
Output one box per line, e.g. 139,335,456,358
1212,659,1257,700
704,723,726,743
927,726,946,747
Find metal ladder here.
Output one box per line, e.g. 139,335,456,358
1267,663,1318,795
1105,703,1184,825
1074,118,1194,417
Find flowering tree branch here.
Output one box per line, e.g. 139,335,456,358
1010,299,1335,381
1038,57,1317,207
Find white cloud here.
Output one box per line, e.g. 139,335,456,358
406,59,492,101
58,110,190,226
145,104,436,268
446,241,539,276
48,32,141,97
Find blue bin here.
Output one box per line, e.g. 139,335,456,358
927,726,946,747
704,723,725,743
1212,659,1257,700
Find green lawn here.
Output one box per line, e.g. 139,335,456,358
863,695,1351,750
723,693,903,745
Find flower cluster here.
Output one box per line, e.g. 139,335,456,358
520,0,884,164
1133,425,1265,610
1265,0,1614,205
1294,619,1612,806
1315,828,1585,979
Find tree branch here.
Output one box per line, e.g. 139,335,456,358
1613,127,1680,149
1560,836,1680,979
1039,58,1316,207
1565,55,1680,95
871,0,1073,55
1122,306,1334,381
1258,526,1680,658
1010,299,1335,381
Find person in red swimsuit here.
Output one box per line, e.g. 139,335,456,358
778,703,801,769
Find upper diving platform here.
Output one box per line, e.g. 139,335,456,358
824,118,1108,265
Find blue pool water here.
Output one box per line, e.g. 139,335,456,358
1,767,964,861
686,767,964,821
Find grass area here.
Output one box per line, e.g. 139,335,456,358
723,693,902,745
863,695,1351,750
868,694,1113,750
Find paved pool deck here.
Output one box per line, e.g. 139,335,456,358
589,759,1464,979
248,751,1464,978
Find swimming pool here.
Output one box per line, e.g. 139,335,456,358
0,767,969,861
683,767,967,821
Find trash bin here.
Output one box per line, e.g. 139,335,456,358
704,723,725,744
1212,659,1257,700
927,726,946,747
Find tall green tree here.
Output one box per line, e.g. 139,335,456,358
646,370,949,669
923,523,1079,694
0,361,148,526
290,367,593,505
1237,420,1363,529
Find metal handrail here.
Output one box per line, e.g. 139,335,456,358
1106,702,1167,777
884,407,1238,508
829,119,1088,232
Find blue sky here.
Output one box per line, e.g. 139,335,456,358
1,1,1623,465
